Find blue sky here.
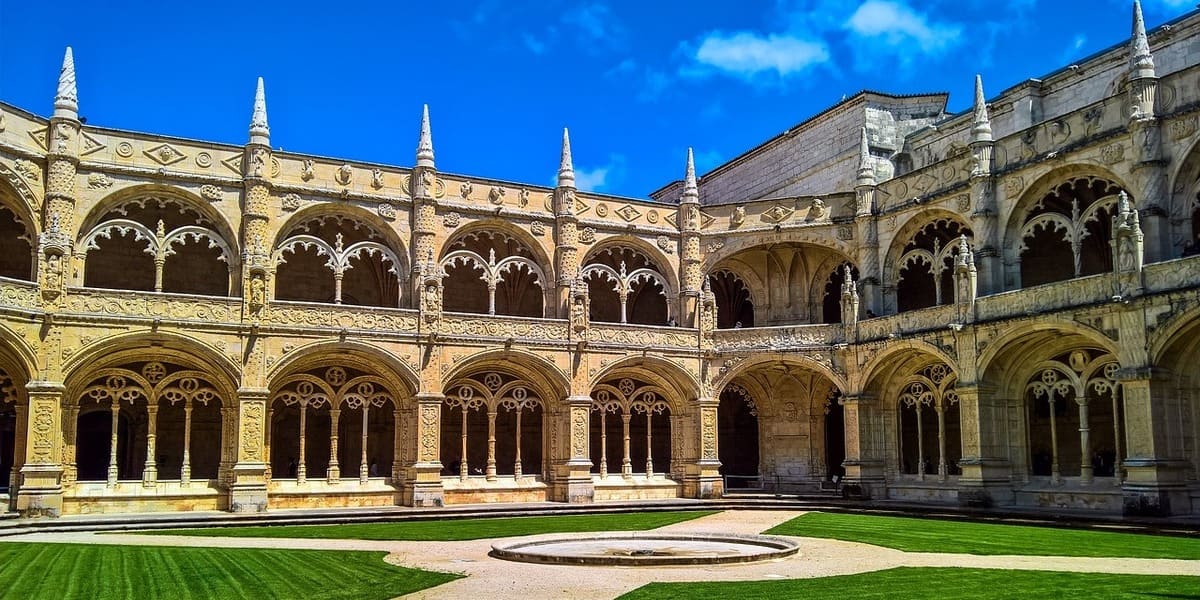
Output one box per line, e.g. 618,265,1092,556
0,1,1192,198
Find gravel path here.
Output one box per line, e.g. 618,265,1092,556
2,510,1197,600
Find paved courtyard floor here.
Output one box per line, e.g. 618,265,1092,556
4,510,1199,599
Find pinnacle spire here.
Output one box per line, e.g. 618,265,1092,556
54,47,78,119
682,147,699,203
971,74,992,144
1131,0,1156,80
855,127,875,187
416,104,435,169
557,128,575,187
248,77,269,146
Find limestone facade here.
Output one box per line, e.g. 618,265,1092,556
1,2,1199,517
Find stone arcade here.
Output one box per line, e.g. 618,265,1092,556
1,2,1199,517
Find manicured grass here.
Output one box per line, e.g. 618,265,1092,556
767,511,1200,559
0,542,459,600
620,567,1200,600
142,510,717,541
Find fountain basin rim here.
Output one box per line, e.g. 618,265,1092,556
489,532,800,566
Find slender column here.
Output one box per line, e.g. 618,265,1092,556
487,282,497,316
333,272,343,304
599,410,608,478
180,400,193,486
106,399,120,487
621,411,632,478
63,404,78,487
142,404,159,487
359,405,369,484
513,409,523,479
915,404,925,481
1048,395,1061,484
459,407,469,481
644,412,653,477
1112,388,1123,484
9,403,26,494
263,406,272,480
619,292,628,324
1078,398,1093,485
936,404,947,482
486,409,497,481
391,406,402,482
328,408,341,483
297,404,307,484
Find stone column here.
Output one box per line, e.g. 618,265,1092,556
551,395,594,503
1078,397,1093,485
181,400,193,487
678,150,704,327
142,403,158,487
359,405,369,485
411,106,438,307
1119,369,1190,515
839,394,884,497
327,408,341,483
228,388,269,513
554,130,581,318
409,392,445,506
693,396,722,498
16,382,65,516
954,383,1013,504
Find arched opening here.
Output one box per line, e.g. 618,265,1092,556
589,377,672,479
708,270,754,329
441,370,545,480
0,203,33,281
582,246,671,325
825,393,845,480
896,219,971,312
71,360,227,485
1154,313,1200,484
1025,349,1123,483
709,243,852,326
275,215,402,307
0,366,25,500
822,263,858,324
1019,177,1125,287
896,363,962,479
717,383,759,487
441,231,545,318
269,365,399,483
80,196,232,295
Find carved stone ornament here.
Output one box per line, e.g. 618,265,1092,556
596,203,609,217
1002,175,1024,198
646,210,659,224
281,193,302,211
519,189,531,207
489,186,506,205
1100,143,1126,165
444,212,461,229
615,204,641,222
836,225,854,241
115,142,135,158
13,159,41,184
335,164,353,185
144,143,187,166
371,168,384,190
731,206,746,227
761,204,794,223
199,185,222,201
195,152,212,168
657,235,674,254
956,194,971,213
1170,115,1198,140
460,181,473,199
301,159,315,181
809,198,827,219
530,221,546,236
86,173,113,189
377,202,396,220
248,274,266,314
579,227,596,244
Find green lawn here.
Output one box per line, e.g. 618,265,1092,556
141,510,717,541
620,567,1200,600
0,542,459,600
767,511,1200,559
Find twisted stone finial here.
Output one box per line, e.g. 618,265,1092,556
54,47,78,119
416,104,435,169
1130,0,1156,80
558,128,575,188
249,77,269,146
971,75,992,144
681,147,699,204
855,127,875,187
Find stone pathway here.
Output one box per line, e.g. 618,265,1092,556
2,510,1197,599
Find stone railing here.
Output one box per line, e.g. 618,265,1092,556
975,273,1112,322
1143,255,1200,294
589,323,698,350
0,277,40,312
63,287,243,324
856,303,962,342
440,313,570,343
267,300,418,332
713,324,840,352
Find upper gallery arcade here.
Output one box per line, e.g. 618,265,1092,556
0,1,1199,518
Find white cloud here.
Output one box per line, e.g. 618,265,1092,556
574,155,627,192
691,32,830,80
522,33,547,55
845,0,962,55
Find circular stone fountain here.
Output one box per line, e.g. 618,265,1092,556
490,532,800,566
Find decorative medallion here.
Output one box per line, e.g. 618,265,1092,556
195,152,213,168
1100,143,1125,164
761,204,794,224
444,212,461,228
615,204,641,222
281,193,302,211
657,235,673,254
530,221,546,236
335,164,353,185
377,202,396,220
143,143,187,166
579,227,596,244
86,173,113,189
646,209,659,224
199,185,222,201
489,186,506,205
595,203,609,217
115,142,135,158
836,225,854,241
